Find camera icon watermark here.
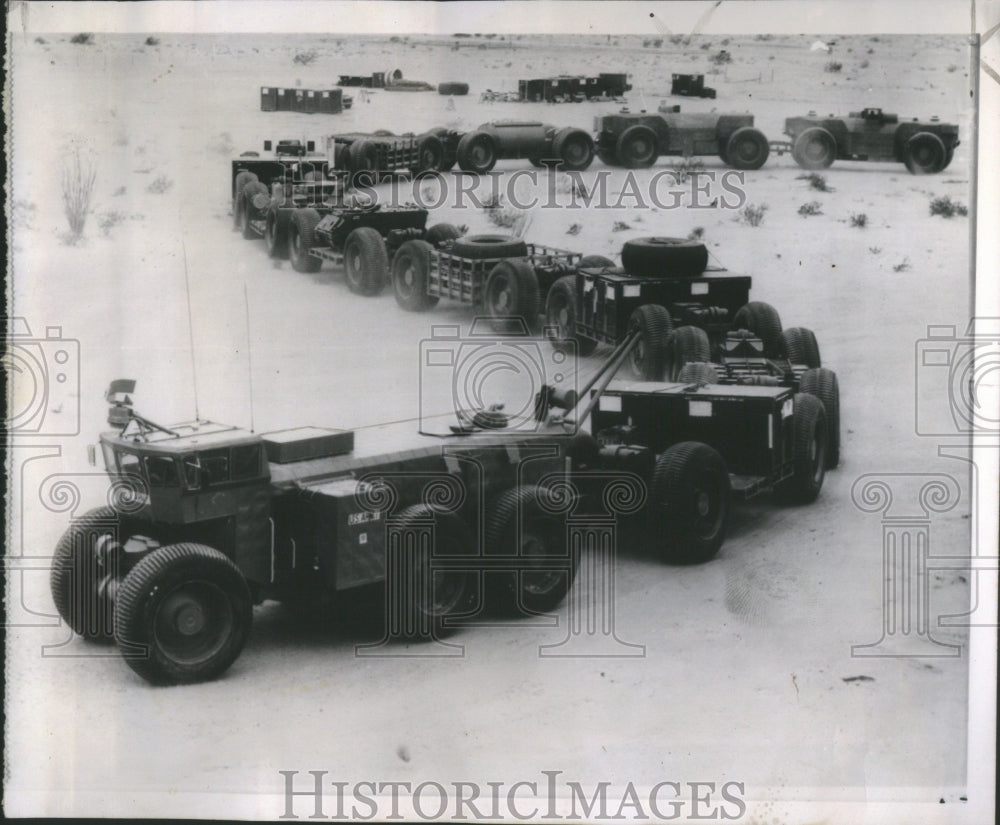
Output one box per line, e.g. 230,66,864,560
914,318,1000,438
418,319,577,435
3,317,81,437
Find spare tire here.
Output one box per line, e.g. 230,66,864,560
621,237,708,278
450,234,528,260
438,82,470,96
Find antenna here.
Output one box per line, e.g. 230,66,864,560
244,283,256,433
181,241,200,421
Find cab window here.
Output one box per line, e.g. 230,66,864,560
145,455,179,487
199,449,230,486
231,444,262,480
118,452,142,480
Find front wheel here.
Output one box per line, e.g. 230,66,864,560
628,304,673,380
782,326,821,368
392,240,439,311
456,131,497,174
733,301,784,358
651,442,730,564
114,543,253,685
484,259,540,328
288,208,322,274
545,274,597,357
265,207,290,259
343,227,389,296
553,128,595,171
615,125,658,169
904,131,946,175
791,127,836,170
777,394,827,504
725,127,770,171
800,367,840,468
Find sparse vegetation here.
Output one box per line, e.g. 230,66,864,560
798,201,823,217
893,257,911,273
687,227,705,240
929,195,968,218
849,213,868,228
710,49,732,65
947,64,959,73
70,33,95,45
293,50,318,65
35,37,47,44
869,246,882,255
859,59,870,69
797,172,832,192
61,149,97,243
611,221,631,232
671,157,705,184
566,223,582,236
482,194,525,231
146,175,174,194
145,36,160,46
738,203,768,227
824,61,843,73
97,210,137,237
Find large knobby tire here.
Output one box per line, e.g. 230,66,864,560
438,82,470,96
650,442,730,564
424,222,462,248
484,259,540,327
782,326,821,368
411,134,445,175
800,367,840,468
677,361,720,386
778,394,827,504
621,237,709,278
348,139,379,187
449,234,528,260
725,126,770,171
232,170,258,228
577,254,615,270
904,131,946,175
791,127,836,170
343,227,389,296
628,304,673,380
485,486,575,615
239,182,269,240
389,505,476,639
553,128,595,171
666,325,711,381
456,131,497,174
265,207,290,259
545,274,597,357
392,239,439,311
615,125,658,169
114,543,253,685
50,506,121,641
288,208,322,273
733,301,784,358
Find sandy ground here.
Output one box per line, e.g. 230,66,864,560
4,31,980,820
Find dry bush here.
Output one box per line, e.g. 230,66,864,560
710,50,732,65
893,257,911,273
929,195,968,218
798,201,823,217
671,157,705,184
687,227,705,240
824,61,843,73
70,33,95,45
293,50,318,65
145,36,160,46
61,150,97,242
147,175,174,194
797,172,832,192
738,203,768,227
611,221,631,232
849,213,868,228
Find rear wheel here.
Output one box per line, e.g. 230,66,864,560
615,125,658,169
545,275,597,356
485,486,575,614
628,304,673,380
791,127,836,170
725,127,770,171
265,207,289,259
677,361,720,385
484,259,540,328
456,131,497,174
348,139,379,187
553,128,595,171
782,326,821,368
392,240,439,311
666,326,711,381
733,301,784,358
778,394,827,504
411,133,445,175
232,170,258,228
343,227,389,296
114,543,253,685
651,442,730,564
904,131,946,174
50,506,121,641
239,182,269,240
288,208,322,273
799,367,840,468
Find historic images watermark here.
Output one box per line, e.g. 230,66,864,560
278,771,747,821
851,318,1000,658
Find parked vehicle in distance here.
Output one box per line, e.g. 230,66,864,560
544,236,841,467
782,107,959,173
670,73,716,99
594,106,770,170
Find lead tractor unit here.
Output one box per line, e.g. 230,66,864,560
450,121,596,173
544,237,841,467
391,234,613,326
51,331,829,684
782,107,960,174
594,107,771,170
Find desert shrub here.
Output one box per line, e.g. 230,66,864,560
98,211,128,236
70,33,94,45
146,175,174,194
293,50,318,65
738,203,768,226
798,201,823,217
61,150,97,242
687,227,705,240
671,157,705,184
710,49,732,65
482,194,523,230
869,246,882,255
859,59,870,69
893,257,911,272
35,37,47,44
566,223,582,236
611,221,631,232
947,64,959,73
797,172,831,192
929,195,968,218
849,213,868,228
145,36,160,46
824,61,843,73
